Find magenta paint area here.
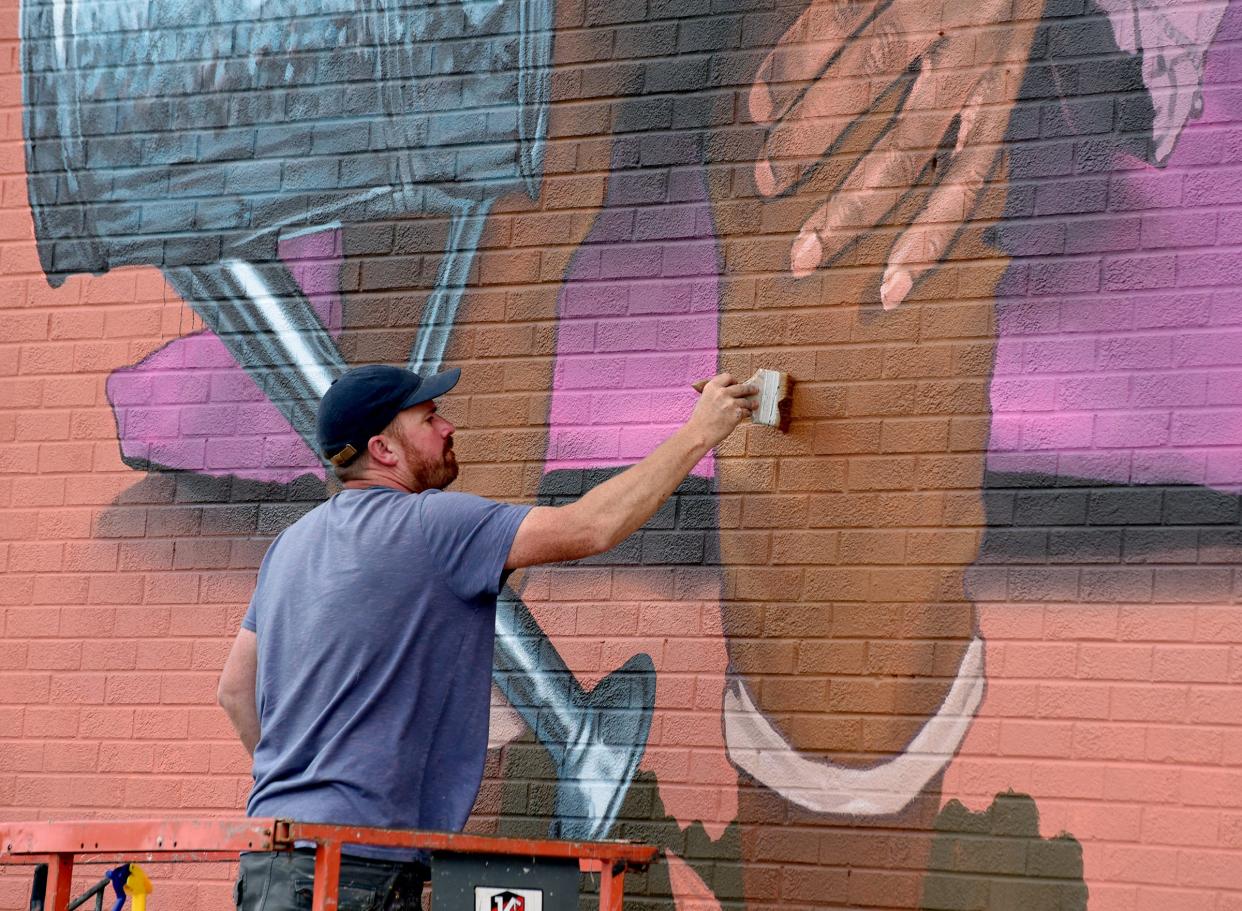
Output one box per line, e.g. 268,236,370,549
545,166,720,478
105,231,342,482
989,13,1242,491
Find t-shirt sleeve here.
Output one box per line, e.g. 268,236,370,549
241,528,288,632
417,492,533,602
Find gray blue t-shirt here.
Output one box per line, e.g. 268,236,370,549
242,486,530,853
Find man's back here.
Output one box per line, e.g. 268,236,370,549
243,486,529,841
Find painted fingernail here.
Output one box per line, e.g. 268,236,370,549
754,158,776,197
791,229,822,277
880,268,912,310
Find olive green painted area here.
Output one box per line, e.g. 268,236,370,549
921,793,1088,911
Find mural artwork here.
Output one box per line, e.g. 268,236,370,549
3,0,1242,905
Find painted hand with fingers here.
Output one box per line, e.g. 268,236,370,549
749,0,1043,308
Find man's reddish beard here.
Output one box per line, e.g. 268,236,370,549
401,434,458,491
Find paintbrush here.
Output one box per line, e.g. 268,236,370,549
692,369,793,432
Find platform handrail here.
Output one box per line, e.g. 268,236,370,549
0,818,660,911
1,818,658,864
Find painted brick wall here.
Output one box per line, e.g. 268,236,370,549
2,0,1241,907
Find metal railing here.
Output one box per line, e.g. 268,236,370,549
0,818,660,911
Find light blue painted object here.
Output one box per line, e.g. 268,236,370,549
496,592,657,841
22,0,551,424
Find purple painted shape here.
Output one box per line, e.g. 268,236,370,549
545,165,719,477
106,230,342,481
989,6,1242,490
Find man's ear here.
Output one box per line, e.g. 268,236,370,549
367,432,400,467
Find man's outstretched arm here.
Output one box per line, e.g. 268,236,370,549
218,628,260,756
506,373,754,570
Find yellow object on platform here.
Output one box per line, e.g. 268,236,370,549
125,863,153,911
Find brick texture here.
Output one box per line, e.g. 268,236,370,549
3,0,1242,908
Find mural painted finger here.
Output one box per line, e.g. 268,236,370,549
748,0,1042,308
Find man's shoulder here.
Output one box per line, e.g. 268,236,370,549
416,489,512,517
416,490,530,545
274,488,414,543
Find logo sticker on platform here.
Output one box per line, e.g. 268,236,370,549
475,886,543,911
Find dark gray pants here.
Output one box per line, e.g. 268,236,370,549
236,850,427,911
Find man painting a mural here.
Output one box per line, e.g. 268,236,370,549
215,362,756,908
6,0,1240,906
22,0,666,847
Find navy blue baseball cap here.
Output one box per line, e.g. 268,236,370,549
317,365,461,467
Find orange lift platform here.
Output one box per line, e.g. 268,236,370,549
0,818,661,911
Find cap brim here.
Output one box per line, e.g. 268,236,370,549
399,367,461,410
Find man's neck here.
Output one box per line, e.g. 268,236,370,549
341,472,419,494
